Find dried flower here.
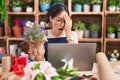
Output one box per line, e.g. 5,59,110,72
22,21,47,42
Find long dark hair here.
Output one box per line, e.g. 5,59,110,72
47,4,69,23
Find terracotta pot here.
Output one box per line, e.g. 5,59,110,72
12,26,22,38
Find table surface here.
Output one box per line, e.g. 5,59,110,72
0,61,120,80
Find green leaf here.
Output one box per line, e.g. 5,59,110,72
34,63,40,70
34,72,46,80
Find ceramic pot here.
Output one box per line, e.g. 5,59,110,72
84,30,90,38
12,7,22,12
74,4,82,12
40,3,50,12
108,6,116,12
107,33,115,38
83,4,90,12
26,6,33,12
93,4,101,12
90,32,98,38
12,26,22,37
77,30,84,39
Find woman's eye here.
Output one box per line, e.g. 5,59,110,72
57,20,61,22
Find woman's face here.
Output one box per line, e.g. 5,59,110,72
50,11,68,36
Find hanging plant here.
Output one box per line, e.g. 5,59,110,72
0,0,8,20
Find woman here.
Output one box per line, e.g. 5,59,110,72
29,4,78,61
46,4,78,43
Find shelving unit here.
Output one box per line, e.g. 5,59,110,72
1,0,119,60
104,0,120,57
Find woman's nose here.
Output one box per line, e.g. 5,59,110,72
61,21,65,26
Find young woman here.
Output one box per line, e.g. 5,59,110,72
29,4,78,61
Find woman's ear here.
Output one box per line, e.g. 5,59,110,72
49,16,53,23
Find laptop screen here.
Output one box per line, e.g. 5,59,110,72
48,43,97,71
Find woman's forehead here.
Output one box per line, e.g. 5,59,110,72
56,11,68,18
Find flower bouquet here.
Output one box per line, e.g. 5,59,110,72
22,20,47,61
21,58,79,80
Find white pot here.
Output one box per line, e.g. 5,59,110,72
116,6,120,11
93,4,101,12
107,33,115,38
108,6,116,12
12,7,22,12
77,30,84,39
26,6,33,12
83,4,90,12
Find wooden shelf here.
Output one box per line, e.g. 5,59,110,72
0,36,6,39
38,12,47,15
79,38,102,42
71,12,104,15
7,37,25,41
8,12,35,15
105,38,120,42
105,11,120,15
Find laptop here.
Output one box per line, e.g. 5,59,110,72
48,43,97,71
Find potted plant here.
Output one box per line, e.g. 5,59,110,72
116,23,120,38
73,21,86,38
52,0,65,5
116,0,120,11
91,0,102,12
10,0,23,12
107,26,115,38
0,0,8,20
9,19,22,38
83,0,91,12
40,0,52,12
84,23,90,38
89,23,100,38
108,0,117,11
107,49,119,61
72,0,84,12
22,0,34,12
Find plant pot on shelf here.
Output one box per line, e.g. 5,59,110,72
108,6,116,12
116,6,120,11
83,4,90,12
12,7,22,12
90,32,98,38
26,6,33,12
77,30,84,39
117,32,120,38
12,26,22,38
107,33,115,38
93,4,101,12
40,3,51,12
84,30,90,38
74,4,82,12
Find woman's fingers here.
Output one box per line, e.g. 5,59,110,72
28,46,34,55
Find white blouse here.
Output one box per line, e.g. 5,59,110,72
47,30,78,43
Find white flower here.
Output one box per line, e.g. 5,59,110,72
40,61,58,80
25,21,34,28
61,58,74,71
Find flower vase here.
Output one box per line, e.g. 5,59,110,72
12,26,22,38
28,40,45,61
